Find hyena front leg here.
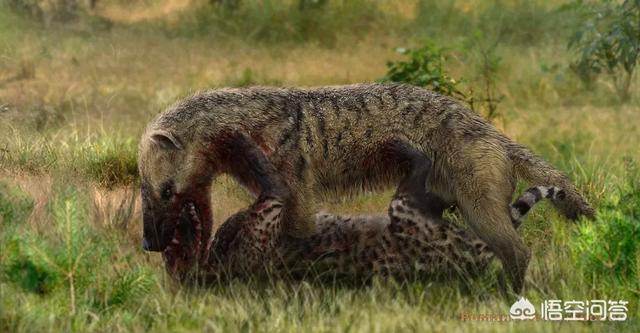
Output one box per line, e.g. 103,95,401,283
217,132,293,205
208,132,292,274
215,131,316,239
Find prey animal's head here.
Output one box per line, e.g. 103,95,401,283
138,127,215,252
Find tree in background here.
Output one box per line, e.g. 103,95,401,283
568,0,640,102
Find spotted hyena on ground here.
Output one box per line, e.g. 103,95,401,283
162,158,565,285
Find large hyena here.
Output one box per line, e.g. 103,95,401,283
139,83,593,292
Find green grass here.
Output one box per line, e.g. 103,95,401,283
171,0,395,46
0,131,138,187
0,172,638,332
1,0,639,331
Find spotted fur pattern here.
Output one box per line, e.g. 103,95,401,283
163,186,564,283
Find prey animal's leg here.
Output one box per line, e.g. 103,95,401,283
163,194,286,282
156,131,291,281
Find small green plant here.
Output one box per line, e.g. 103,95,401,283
0,182,33,226
103,267,155,308
568,0,640,102
382,42,465,100
3,186,96,310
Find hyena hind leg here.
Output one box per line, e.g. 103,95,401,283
463,201,529,294
387,140,450,218
456,172,530,294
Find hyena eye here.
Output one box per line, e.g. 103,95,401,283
160,182,174,200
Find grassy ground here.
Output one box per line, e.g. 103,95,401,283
1,1,639,332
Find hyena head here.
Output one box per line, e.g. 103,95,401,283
138,127,214,252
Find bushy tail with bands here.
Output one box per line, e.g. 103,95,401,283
505,141,595,220
510,186,565,229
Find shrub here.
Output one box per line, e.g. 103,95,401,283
381,41,465,100
381,39,503,121
568,0,640,102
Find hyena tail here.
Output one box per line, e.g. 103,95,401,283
505,141,595,221
510,186,565,229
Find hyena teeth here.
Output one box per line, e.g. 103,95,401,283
171,238,180,245
188,203,199,221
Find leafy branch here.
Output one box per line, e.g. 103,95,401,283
568,0,640,102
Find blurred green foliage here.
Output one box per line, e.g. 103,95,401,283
0,183,33,226
174,0,387,46
1,182,155,313
568,0,640,101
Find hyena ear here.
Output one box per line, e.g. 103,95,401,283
150,130,183,150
